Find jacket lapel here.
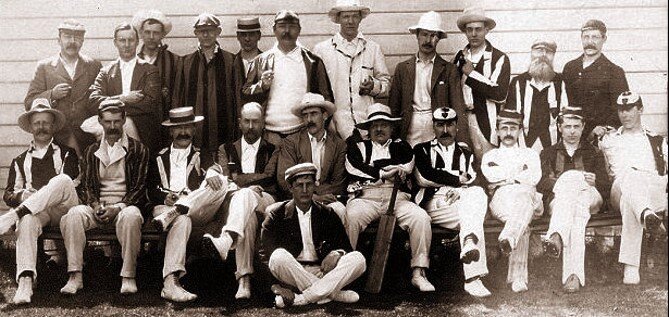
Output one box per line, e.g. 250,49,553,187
320,136,333,180
406,58,416,104
255,139,268,172
299,131,313,163
51,57,72,82
130,62,143,91
109,62,123,94
234,139,242,164
160,148,171,184
431,56,445,92
71,56,86,83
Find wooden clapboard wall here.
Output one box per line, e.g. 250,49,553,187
0,0,666,208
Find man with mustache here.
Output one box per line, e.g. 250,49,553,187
505,39,568,152
172,13,237,155
132,10,181,148
453,7,511,154
481,109,543,293
89,22,162,155
345,103,435,292
313,0,390,141
537,107,610,293
276,93,347,221
388,11,467,148
0,99,79,304
563,20,629,139
234,17,264,109
243,10,333,146
60,99,149,295
24,20,102,156
412,107,491,297
598,91,667,285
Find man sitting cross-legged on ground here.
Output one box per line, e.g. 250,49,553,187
598,91,668,285
412,107,491,297
261,163,366,308
0,98,79,304
481,109,543,293
60,99,149,295
538,107,610,293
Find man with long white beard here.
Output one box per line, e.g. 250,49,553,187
504,39,568,152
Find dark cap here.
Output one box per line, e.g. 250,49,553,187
194,12,221,28
497,109,523,125
581,19,607,35
274,10,300,25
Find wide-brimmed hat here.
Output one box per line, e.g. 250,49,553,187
132,10,172,35
237,17,261,33
328,0,371,24
291,93,336,117
355,103,401,130
162,107,204,126
18,98,66,133
408,11,446,39
285,162,318,182
456,6,496,33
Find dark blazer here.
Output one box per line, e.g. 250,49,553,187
216,137,279,195
233,50,264,112
89,60,162,154
259,199,352,265
24,54,102,150
388,54,469,144
147,145,209,206
276,129,347,198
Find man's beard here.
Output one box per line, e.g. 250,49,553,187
528,57,556,82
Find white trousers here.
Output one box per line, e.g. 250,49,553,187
346,188,432,268
490,184,543,284
406,110,435,147
15,174,79,281
546,178,602,286
425,186,489,279
612,169,668,267
268,248,366,304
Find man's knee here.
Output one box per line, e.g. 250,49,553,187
62,205,89,227
268,248,293,270
16,214,41,235
171,214,192,231
345,251,367,270
117,206,143,227
50,174,73,187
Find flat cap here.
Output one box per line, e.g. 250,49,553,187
285,162,318,182
58,19,86,33
433,107,457,121
559,106,584,120
274,10,300,24
497,109,523,125
194,12,221,28
531,38,557,53
617,91,643,108
581,19,607,35
99,99,126,112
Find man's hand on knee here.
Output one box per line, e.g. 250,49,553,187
321,250,345,274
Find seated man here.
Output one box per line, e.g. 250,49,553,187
538,107,610,293
277,93,347,220
60,100,149,295
345,103,435,292
0,99,79,304
481,109,542,293
261,163,365,308
598,91,667,285
413,107,490,297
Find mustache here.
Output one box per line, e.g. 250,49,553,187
280,32,296,40
106,128,121,135
421,43,434,49
305,122,317,128
34,129,50,136
584,44,597,50
438,131,453,139
503,136,515,141
66,43,79,50
175,134,192,140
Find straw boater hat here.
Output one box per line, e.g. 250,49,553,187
132,10,173,35
408,11,447,39
18,98,66,133
354,103,401,130
328,0,371,23
284,162,318,182
496,109,523,126
432,107,458,122
456,6,496,33
162,107,204,126
291,93,336,117
236,17,261,33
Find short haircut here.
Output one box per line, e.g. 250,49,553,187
141,18,164,32
114,23,138,40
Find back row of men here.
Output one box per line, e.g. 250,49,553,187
0,0,665,308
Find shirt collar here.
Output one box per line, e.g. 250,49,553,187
415,53,436,65
334,32,365,45
59,54,79,66
273,42,303,61
241,136,261,150
296,204,312,216
101,132,129,151
308,130,327,143
29,138,54,152
119,57,137,68
373,138,392,148
198,43,220,55
431,139,454,152
170,143,192,155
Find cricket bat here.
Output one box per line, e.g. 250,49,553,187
365,175,401,293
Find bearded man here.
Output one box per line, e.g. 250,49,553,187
504,39,568,152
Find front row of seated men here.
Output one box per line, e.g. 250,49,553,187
0,90,666,306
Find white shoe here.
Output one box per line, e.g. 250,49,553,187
161,274,197,302
13,276,33,304
234,276,251,300
152,208,179,232
120,277,137,294
60,272,83,295
202,233,233,261
330,290,359,303
411,275,436,292
511,280,528,293
0,210,19,235
464,279,491,297
623,265,640,285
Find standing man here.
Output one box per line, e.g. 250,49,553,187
89,22,162,154
59,100,149,295
234,17,264,109
345,103,435,292
243,10,333,146
412,107,491,297
172,13,237,154
481,109,542,293
277,93,348,220
0,99,79,304
132,9,181,147
24,20,102,156
453,7,511,156
538,107,610,293
261,163,366,308
598,91,667,285
313,0,390,141
563,20,629,139
505,39,568,152
388,11,467,147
